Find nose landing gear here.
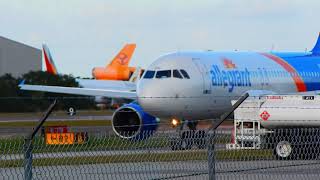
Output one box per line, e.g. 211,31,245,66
170,120,207,150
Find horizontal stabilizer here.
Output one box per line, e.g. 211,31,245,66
312,32,320,55
19,84,136,100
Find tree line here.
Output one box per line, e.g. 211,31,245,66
0,71,96,112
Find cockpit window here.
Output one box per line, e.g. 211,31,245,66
180,69,190,79
173,69,183,79
156,70,171,78
143,70,155,79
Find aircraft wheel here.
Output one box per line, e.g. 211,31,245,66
181,131,194,150
194,130,206,149
170,131,193,151
170,138,192,150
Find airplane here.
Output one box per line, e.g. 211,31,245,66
44,43,139,81
42,44,137,106
21,33,320,144
91,44,141,81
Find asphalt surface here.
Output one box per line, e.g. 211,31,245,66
0,145,228,161
1,160,320,180
0,115,112,122
0,114,113,137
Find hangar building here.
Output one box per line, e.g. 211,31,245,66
0,36,41,78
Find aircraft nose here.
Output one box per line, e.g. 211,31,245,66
136,79,157,111
137,80,150,98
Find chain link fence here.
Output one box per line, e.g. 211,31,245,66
0,128,320,179
1,96,320,179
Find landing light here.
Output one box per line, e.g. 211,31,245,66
171,118,180,127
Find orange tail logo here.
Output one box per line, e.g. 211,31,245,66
110,44,136,67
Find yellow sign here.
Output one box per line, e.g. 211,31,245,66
74,132,86,144
46,133,74,145
45,132,87,145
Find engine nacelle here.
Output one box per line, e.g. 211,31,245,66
112,102,158,140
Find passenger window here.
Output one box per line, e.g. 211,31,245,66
290,72,294,77
180,69,190,79
143,71,155,79
173,69,183,79
156,70,171,78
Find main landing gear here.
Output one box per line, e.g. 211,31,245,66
170,120,207,150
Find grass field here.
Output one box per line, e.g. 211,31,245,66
0,135,170,154
0,149,273,168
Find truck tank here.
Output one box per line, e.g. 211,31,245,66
235,95,320,129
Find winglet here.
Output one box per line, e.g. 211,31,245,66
19,79,26,87
311,32,320,55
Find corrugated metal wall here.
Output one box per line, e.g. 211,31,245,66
0,36,41,78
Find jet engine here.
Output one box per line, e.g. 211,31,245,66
112,102,158,140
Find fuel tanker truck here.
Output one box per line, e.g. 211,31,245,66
226,94,320,160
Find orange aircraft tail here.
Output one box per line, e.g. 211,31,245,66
109,44,136,67
42,44,58,75
91,43,138,80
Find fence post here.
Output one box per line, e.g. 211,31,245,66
23,99,57,180
207,93,249,179
208,130,216,180
24,138,33,180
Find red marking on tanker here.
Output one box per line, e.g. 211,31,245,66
260,111,270,121
260,53,307,92
267,96,283,100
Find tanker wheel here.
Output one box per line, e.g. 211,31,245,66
274,140,296,160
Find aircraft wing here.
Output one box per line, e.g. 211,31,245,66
19,83,136,100
76,79,136,91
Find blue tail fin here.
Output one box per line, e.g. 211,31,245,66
312,32,320,55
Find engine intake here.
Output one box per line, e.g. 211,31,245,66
112,103,158,140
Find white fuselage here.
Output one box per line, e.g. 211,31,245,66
137,51,320,120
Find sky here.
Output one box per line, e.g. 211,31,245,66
0,0,320,77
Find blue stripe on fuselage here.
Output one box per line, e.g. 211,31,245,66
273,52,320,91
